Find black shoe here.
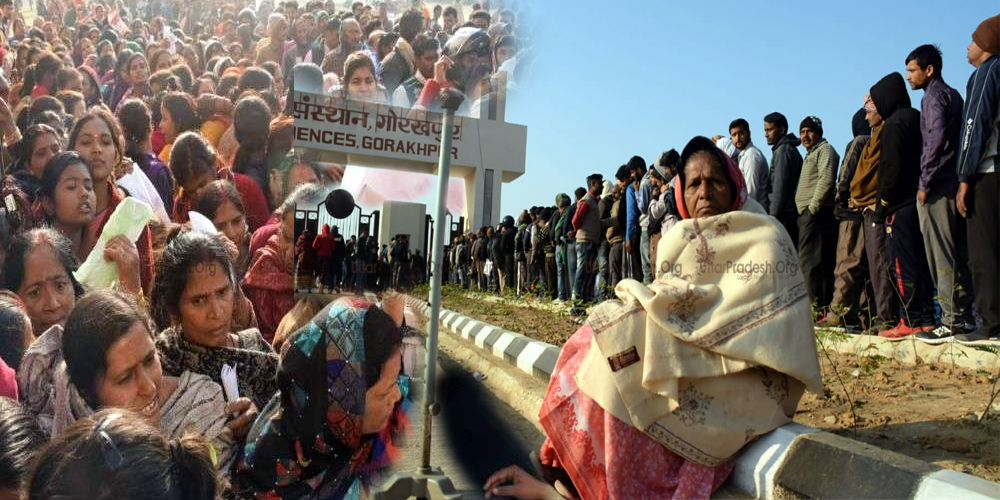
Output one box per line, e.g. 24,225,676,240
954,329,1000,346
914,326,956,345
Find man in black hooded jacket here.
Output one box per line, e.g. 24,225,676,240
869,72,936,339
764,112,804,246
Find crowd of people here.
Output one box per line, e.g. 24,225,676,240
442,16,1000,348
295,223,426,294
0,0,512,497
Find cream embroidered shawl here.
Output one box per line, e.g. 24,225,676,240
576,198,823,466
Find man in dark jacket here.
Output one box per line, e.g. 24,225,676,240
331,226,346,292
501,215,517,290
764,112,804,245
954,15,1000,345
821,109,872,329
553,194,571,301
870,72,936,339
904,44,977,343
378,9,423,94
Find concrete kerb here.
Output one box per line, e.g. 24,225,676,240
405,295,560,384
404,294,1000,499
817,330,1000,372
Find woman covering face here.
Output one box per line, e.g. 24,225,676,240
237,297,406,499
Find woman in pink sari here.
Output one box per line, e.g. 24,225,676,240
485,137,822,500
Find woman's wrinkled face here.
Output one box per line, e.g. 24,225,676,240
177,262,234,347
347,66,375,101
362,347,402,434
213,200,248,247
72,118,118,183
95,322,164,422
16,245,76,334
29,132,61,178
683,151,734,219
49,161,95,227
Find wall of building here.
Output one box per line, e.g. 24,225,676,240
380,201,427,258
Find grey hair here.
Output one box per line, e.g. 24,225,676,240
279,182,326,218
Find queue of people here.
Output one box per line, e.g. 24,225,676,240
295,224,426,295
444,16,1000,346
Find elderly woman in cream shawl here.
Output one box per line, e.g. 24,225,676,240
485,136,823,500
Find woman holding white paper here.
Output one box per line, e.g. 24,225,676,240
67,108,155,295
37,151,142,296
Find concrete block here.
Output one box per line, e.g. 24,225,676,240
774,432,938,500
818,332,1000,372
726,423,820,500
912,469,1000,500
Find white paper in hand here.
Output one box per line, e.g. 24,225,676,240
189,211,218,235
221,364,240,402
74,197,154,289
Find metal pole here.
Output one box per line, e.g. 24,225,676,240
420,89,465,472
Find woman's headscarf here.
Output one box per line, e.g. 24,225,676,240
237,297,405,499
673,136,749,220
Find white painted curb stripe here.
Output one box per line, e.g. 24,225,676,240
913,469,1000,500
475,326,494,349
491,331,517,359
516,341,548,375
461,320,478,340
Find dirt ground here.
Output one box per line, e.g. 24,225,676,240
432,288,1000,483
798,350,1000,482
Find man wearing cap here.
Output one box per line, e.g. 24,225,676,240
795,116,840,309
730,118,771,211
954,15,1000,345
904,44,977,342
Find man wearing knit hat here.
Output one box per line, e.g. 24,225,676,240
795,116,840,310
954,14,1000,345
904,44,977,343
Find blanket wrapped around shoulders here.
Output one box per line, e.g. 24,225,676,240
577,198,823,466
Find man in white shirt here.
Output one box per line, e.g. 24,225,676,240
729,118,772,211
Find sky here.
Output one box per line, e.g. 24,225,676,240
344,0,998,225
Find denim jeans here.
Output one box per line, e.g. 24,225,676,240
595,242,610,301
566,242,578,299
574,241,598,302
640,228,653,283
556,244,567,300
